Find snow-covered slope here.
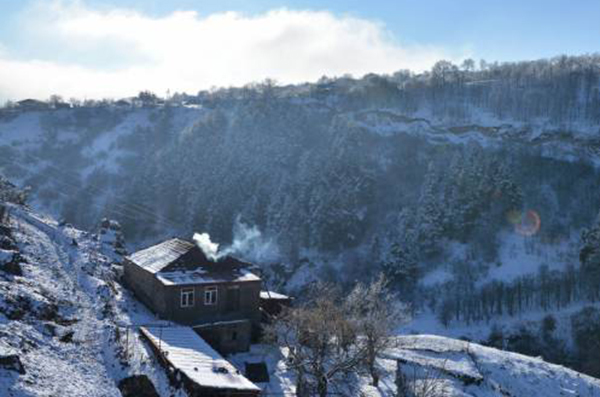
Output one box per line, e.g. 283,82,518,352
351,108,600,165
386,335,600,397
0,204,182,397
230,335,600,397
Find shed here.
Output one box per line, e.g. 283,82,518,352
259,290,292,318
140,325,261,397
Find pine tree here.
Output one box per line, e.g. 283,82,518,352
383,236,419,302
579,213,600,301
416,162,444,257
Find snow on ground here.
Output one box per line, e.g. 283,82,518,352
0,112,44,148
229,335,600,397
387,335,600,397
424,232,577,289
80,111,151,176
416,230,587,344
421,267,453,286
0,248,13,262
230,344,298,396
0,205,184,397
489,231,578,282
352,107,600,166
406,300,600,353
0,207,122,396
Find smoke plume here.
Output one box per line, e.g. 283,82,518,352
192,219,280,263
192,232,219,261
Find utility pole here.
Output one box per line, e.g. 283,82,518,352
125,327,129,361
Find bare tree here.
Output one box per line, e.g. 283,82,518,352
48,94,63,108
347,274,410,387
266,276,409,395
396,361,450,397
265,284,365,397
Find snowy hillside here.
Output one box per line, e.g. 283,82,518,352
229,334,600,397
0,204,183,397
385,335,600,397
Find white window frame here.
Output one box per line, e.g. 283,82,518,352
204,286,218,305
180,287,195,308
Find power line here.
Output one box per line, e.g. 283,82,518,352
21,150,170,221
5,151,183,231
18,151,178,226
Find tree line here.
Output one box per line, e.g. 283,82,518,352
433,264,584,327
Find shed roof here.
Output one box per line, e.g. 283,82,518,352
140,325,260,392
259,290,290,300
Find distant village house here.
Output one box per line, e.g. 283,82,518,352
16,99,49,111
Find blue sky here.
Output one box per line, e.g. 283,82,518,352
0,0,598,101
110,0,600,60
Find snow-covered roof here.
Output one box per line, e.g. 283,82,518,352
157,268,260,286
127,238,261,286
260,290,290,300
128,238,194,273
140,326,260,392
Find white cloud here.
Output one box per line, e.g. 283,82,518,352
0,1,466,101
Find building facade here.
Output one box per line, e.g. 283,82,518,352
124,238,262,354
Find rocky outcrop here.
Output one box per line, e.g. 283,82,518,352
0,355,25,374
98,218,127,256
0,215,22,276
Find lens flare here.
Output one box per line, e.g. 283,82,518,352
507,210,541,236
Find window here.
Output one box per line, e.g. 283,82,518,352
180,288,195,308
205,286,218,305
231,330,238,341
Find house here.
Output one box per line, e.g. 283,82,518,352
114,99,133,109
124,238,262,354
16,99,49,111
